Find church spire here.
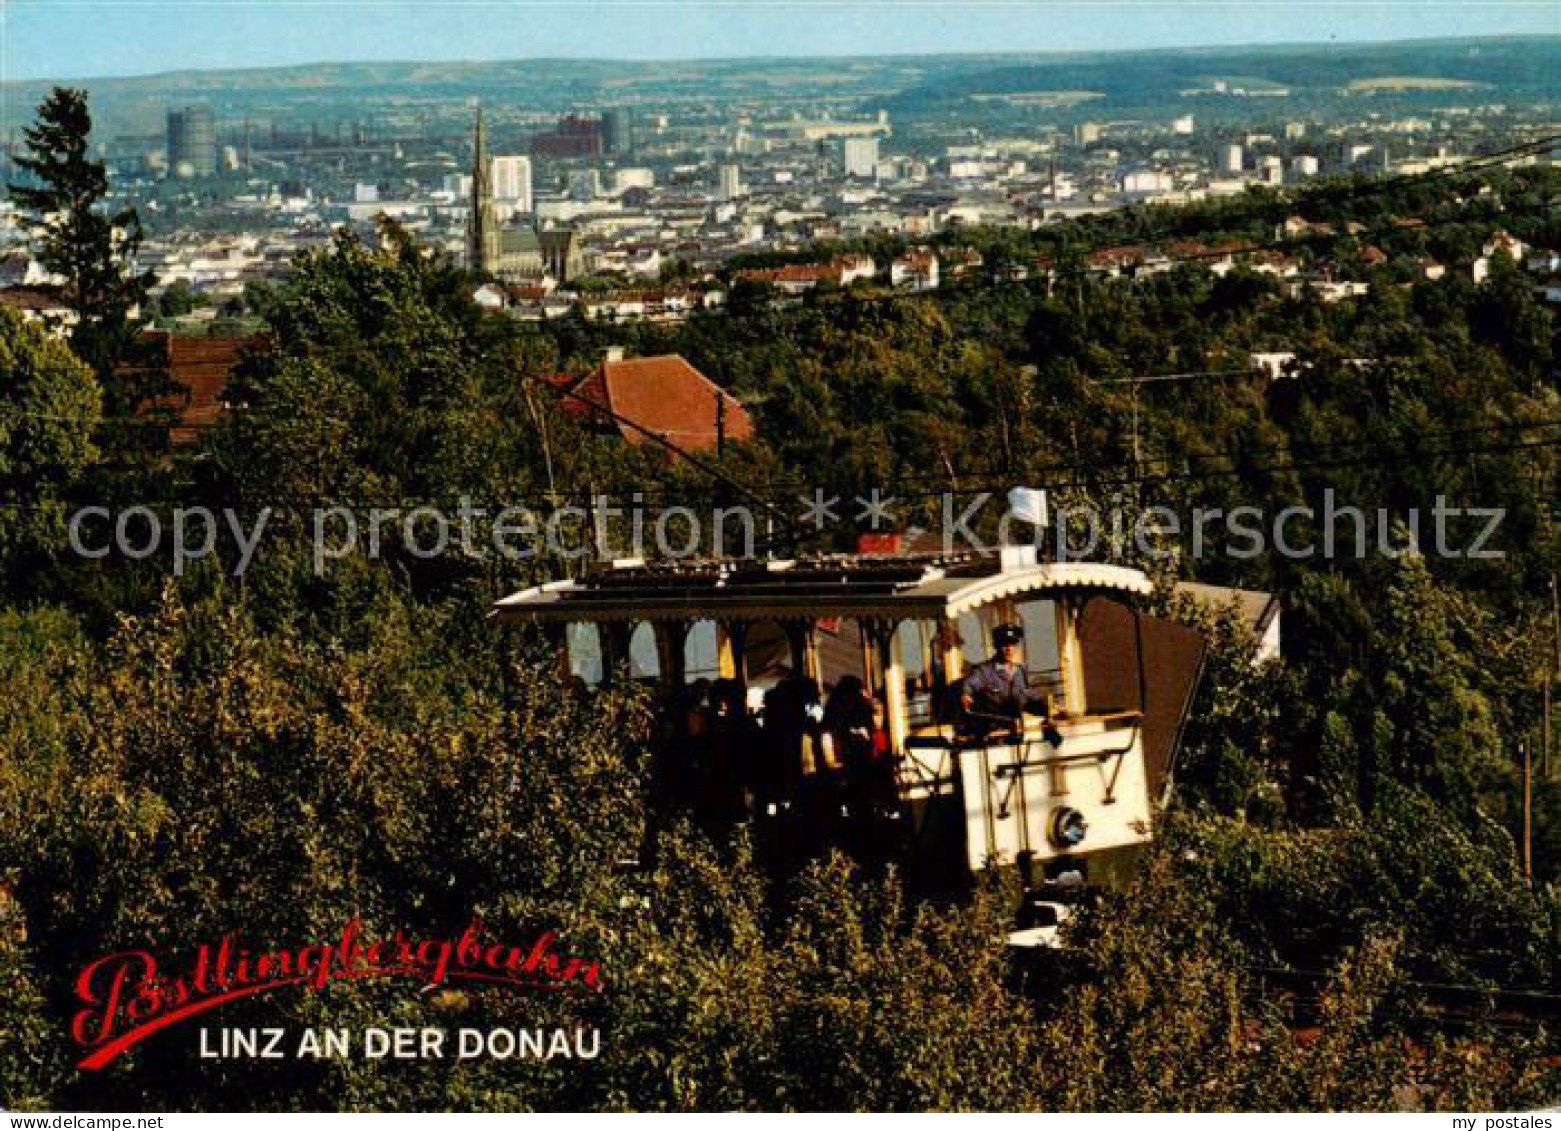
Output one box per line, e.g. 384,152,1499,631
467,105,499,274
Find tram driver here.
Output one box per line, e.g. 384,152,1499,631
958,624,1060,743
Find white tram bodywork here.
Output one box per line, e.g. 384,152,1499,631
493,547,1206,886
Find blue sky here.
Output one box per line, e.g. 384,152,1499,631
4,1,1558,80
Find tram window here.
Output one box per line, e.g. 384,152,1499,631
1017,599,1062,690
816,618,866,691
628,623,660,680
566,623,604,687
894,620,930,680
894,620,938,726
957,611,988,662
683,620,720,683
743,621,791,689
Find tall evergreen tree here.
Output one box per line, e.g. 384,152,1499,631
8,87,154,395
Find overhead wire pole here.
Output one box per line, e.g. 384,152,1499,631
1522,738,1532,884
1548,571,1559,782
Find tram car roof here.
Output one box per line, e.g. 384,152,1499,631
491,547,1155,625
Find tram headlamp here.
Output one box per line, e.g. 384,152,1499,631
1049,807,1088,849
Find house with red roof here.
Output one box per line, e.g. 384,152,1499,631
734,254,876,295
0,286,75,330
550,349,753,454
120,331,262,445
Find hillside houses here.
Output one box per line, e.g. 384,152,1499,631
890,249,940,291
734,254,877,294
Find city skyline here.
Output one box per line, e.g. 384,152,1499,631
4,1,1558,82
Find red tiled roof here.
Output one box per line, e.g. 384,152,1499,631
1089,246,1144,268
601,355,753,451
124,330,262,445
0,286,67,313
571,367,610,415
537,369,595,420
738,263,830,284
736,256,872,287
555,354,753,453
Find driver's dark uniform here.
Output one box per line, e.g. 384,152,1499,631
959,658,1064,747
960,659,1040,719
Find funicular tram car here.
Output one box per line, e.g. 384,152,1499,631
492,545,1208,907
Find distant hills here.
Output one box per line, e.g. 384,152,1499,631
3,36,1556,140
881,37,1560,116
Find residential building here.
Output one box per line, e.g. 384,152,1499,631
561,349,753,453
843,136,879,179
890,249,940,291
718,164,743,201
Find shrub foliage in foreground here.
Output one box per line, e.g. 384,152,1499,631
0,593,1552,1110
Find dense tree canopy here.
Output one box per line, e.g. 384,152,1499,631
1,117,1556,1108
0,307,101,589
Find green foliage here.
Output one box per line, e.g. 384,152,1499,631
8,88,154,386
0,890,68,1112
0,307,101,591
1044,823,1555,1110
211,222,623,532
1168,798,1552,987
3,594,1549,1110
0,161,1556,1110
153,280,200,320
0,589,647,1108
1154,585,1291,819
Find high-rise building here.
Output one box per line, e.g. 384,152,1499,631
166,105,216,178
1172,115,1195,135
532,115,605,159
601,109,633,155
491,155,532,216
1218,144,1244,175
717,164,742,201
842,136,879,179
1075,122,1101,146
